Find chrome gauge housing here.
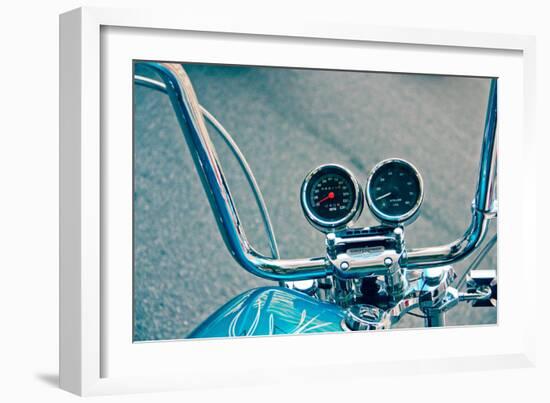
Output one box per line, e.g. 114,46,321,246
366,158,424,225
300,164,363,233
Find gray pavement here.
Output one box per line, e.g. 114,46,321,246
133,63,497,341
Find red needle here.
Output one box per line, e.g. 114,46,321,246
319,191,335,204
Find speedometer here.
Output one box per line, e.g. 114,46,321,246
300,164,363,232
366,158,423,225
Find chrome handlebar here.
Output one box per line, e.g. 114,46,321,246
137,62,497,281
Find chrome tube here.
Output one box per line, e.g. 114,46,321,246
406,78,498,269
140,62,331,281
424,312,446,327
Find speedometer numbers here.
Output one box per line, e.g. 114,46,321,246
366,158,424,225
300,159,423,232
300,164,363,232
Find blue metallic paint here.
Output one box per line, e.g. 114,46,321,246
188,287,346,338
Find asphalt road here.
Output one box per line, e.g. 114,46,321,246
133,63,497,341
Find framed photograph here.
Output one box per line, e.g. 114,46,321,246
60,7,536,396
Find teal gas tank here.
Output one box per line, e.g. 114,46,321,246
188,287,346,338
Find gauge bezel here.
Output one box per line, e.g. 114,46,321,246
365,158,424,225
300,164,364,233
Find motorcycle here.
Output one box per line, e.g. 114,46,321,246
134,62,498,338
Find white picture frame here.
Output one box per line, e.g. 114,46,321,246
59,6,537,396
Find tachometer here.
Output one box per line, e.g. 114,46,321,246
301,164,363,232
366,158,423,225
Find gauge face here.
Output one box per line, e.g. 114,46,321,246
301,164,363,232
309,172,355,220
366,158,423,224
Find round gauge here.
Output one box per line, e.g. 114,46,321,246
366,158,424,224
300,164,363,232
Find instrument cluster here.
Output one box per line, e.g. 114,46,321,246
301,159,423,232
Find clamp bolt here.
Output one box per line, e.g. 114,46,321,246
326,232,336,247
